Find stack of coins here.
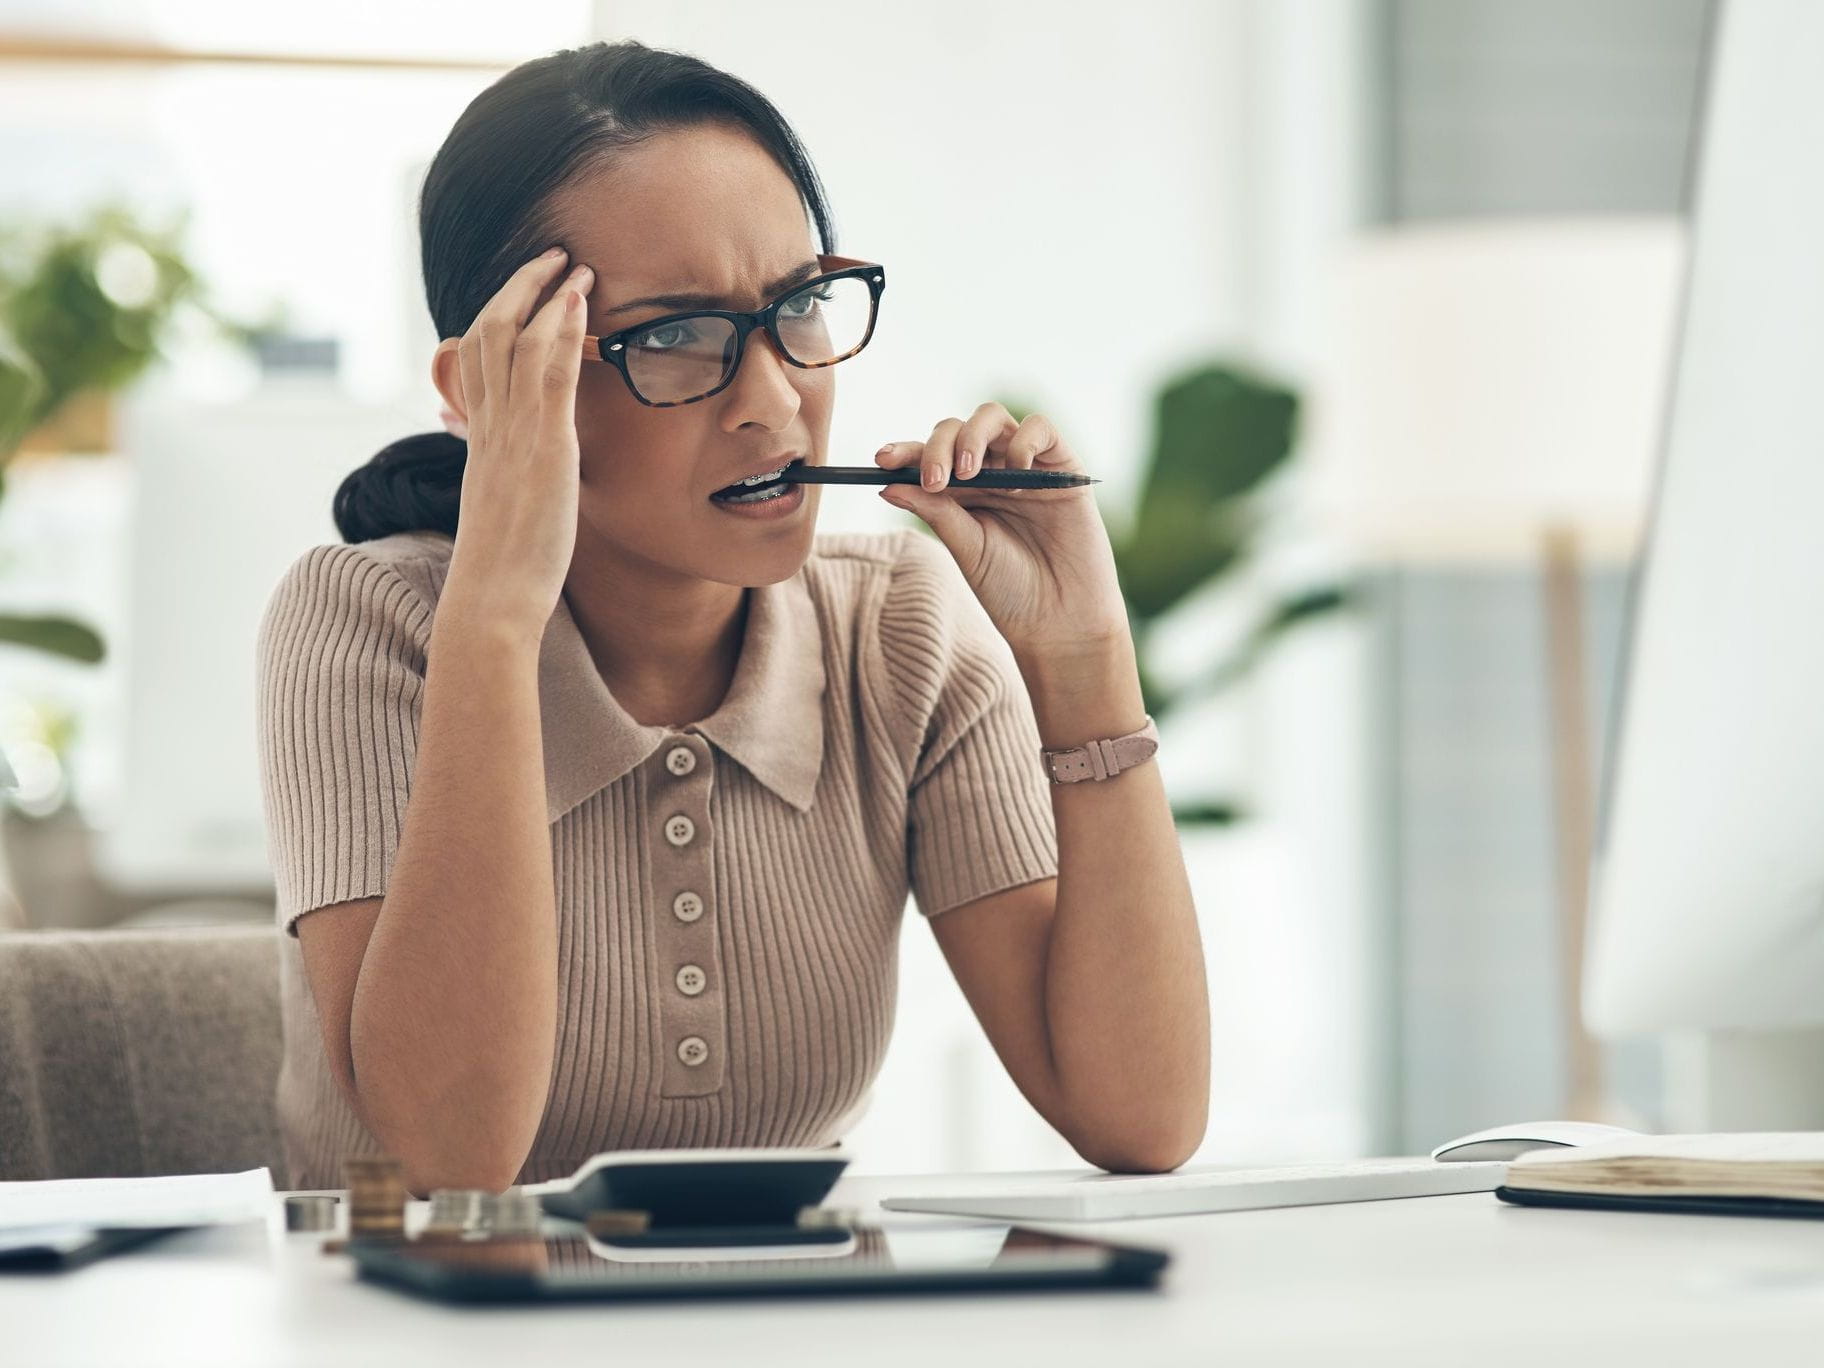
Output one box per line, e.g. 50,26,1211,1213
422,1189,494,1242
489,1189,544,1239
343,1156,407,1241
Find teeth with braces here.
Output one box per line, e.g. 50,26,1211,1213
737,463,791,486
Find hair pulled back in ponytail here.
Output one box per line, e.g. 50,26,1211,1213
333,39,837,543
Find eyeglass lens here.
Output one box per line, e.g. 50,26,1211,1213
623,275,874,404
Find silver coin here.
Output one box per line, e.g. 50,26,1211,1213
489,1189,544,1237
426,1188,494,1235
283,1194,339,1232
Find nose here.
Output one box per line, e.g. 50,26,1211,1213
724,324,800,407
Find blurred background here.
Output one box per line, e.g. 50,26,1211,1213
0,0,1711,1174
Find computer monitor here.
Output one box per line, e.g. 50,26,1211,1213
1584,0,1824,1122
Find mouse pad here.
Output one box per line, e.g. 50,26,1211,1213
347,1219,1170,1303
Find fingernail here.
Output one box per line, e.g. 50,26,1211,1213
957,449,975,477
570,264,592,282
876,443,893,458
543,246,566,259
923,466,944,490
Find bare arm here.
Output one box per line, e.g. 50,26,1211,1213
292,243,597,1196
876,405,1210,1173
931,640,1209,1174
298,611,554,1196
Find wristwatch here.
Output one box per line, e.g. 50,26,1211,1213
1041,715,1160,784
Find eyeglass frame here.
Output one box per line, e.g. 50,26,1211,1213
580,253,886,408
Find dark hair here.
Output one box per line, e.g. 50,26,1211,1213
333,39,837,544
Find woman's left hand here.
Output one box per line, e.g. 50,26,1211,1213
876,403,1131,658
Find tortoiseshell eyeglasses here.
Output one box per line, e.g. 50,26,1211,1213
581,254,885,407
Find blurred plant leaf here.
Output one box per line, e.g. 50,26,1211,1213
0,203,207,442
1171,799,1244,825
0,314,48,462
988,361,1349,825
0,614,105,664
1192,584,1359,693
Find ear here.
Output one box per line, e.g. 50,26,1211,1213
431,338,468,428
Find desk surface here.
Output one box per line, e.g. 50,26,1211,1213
8,1169,1824,1367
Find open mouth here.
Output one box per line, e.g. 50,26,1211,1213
708,458,804,504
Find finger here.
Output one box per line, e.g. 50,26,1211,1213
457,338,486,443
538,268,594,442
874,440,923,469
475,246,573,419
1010,412,1067,469
879,483,985,570
514,264,593,424
502,261,589,416
955,403,1018,479
921,417,965,491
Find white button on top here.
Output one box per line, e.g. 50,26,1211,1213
664,745,697,776
663,814,696,847
673,891,704,923
677,1036,709,1067
675,964,706,996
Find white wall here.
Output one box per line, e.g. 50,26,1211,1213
604,0,1256,534
1,0,1389,1174
601,0,1381,1171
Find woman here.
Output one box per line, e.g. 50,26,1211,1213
256,38,1208,1196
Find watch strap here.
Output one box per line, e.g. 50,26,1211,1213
1041,715,1160,784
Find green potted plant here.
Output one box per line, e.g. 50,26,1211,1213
0,203,242,924
0,201,240,664
987,361,1354,824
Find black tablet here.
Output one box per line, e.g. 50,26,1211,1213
347,1219,1169,1304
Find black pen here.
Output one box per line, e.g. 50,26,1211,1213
781,464,1098,489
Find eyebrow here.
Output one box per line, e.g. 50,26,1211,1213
600,259,824,320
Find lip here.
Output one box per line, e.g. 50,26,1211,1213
708,453,808,500
708,478,807,521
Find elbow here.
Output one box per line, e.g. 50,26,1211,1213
395,1148,524,1199
1077,1130,1203,1176
1070,1094,1209,1175
347,1076,527,1197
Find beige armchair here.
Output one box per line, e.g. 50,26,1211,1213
0,926,286,1182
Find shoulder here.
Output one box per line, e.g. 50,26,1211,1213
264,532,451,619
805,528,1013,730
258,532,453,669
802,527,989,657
800,526,970,615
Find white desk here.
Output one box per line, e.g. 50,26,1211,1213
7,1170,1824,1367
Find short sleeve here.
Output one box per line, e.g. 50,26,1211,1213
880,532,1060,918
255,544,433,937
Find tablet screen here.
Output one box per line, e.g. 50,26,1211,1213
348,1219,1169,1302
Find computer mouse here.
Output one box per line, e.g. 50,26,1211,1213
1429,1119,1644,1163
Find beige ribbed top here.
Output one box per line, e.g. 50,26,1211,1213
254,527,1059,1190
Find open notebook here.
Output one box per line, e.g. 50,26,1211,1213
1497,1133,1824,1218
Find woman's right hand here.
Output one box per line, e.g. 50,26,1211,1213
441,246,594,640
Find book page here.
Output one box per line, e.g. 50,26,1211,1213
1510,1133,1824,1169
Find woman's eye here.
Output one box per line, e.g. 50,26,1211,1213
634,321,693,350
780,285,832,319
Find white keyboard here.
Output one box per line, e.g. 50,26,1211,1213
879,1157,1508,1222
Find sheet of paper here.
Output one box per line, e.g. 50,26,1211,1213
0,1167,274,1231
